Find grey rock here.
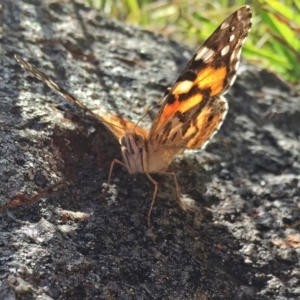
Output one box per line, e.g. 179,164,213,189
1,1,300,299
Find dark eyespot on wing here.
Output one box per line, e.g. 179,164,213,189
177,86,211,102
207,114,214,122
171,132,178,142
162,121,172,135
165,93,176,105
178,71,198,82
181,120,191,137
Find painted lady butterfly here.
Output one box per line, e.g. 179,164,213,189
15,6,252,225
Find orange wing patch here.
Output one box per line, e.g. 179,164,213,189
149,65,227,141
196,67,227,95
100,113,149,140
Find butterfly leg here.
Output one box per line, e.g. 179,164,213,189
145,172,159,227
95,159,126,200
146,171,190,226
156,170,191,212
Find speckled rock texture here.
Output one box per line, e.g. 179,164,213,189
1,1,300,299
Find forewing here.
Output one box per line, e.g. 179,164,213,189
14,55,148,140
148,6,252,148
99,113,148,140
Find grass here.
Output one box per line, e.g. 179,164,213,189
86,0,300,88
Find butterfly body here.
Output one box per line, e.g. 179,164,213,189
14,6,252,225
101,112,185,174
121,132,145,174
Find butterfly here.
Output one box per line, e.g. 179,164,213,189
15,5,252,225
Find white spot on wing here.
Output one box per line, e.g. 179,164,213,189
230,52,236,62
221,45,230,56
229,74,237,86
235,60,240,71
195,47,214,62
229,34,235,42
220,21,229,30
173,80,194,94
241,37,247,46
236,48,242,59
230,47,242,63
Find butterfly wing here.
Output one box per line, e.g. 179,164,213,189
148,6,252,150
14,55,148,141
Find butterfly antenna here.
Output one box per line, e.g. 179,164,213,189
133,88,170,131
